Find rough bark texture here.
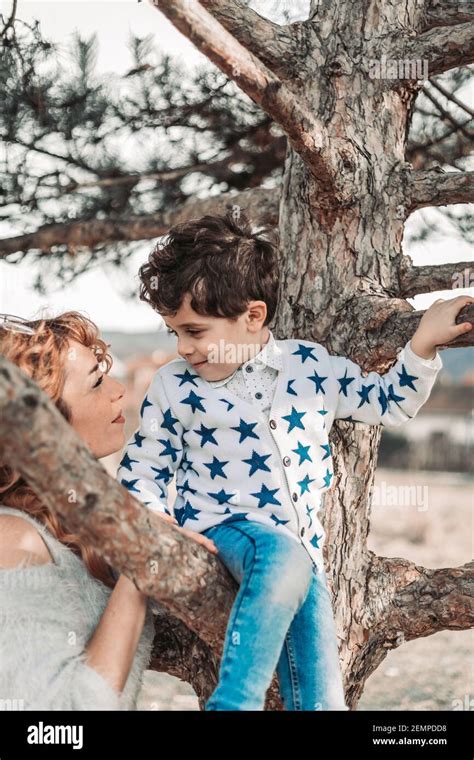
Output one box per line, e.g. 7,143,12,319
1,0,473,711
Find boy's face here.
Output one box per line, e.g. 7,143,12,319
163,292,269,381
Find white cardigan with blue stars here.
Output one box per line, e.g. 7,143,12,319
117,337,442,573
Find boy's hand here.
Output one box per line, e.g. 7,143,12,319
410,295,474,360
156,512,218,555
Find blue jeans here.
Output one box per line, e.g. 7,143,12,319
202,519,349,711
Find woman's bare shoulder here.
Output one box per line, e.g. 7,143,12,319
0,514,54,568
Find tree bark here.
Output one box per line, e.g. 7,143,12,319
0,187,279,259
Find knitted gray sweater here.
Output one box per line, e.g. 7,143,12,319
0,505,155,710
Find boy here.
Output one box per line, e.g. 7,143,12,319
117,210,472,710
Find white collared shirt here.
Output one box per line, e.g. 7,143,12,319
207,329,284,415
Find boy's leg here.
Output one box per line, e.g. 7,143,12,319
202,520,314,711
276,565,349,711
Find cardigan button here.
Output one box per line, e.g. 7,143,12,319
255,392,263,399
300,527,305,537
283,456,291,466
269,419,277,429
292,492,298,502
245,365,254,373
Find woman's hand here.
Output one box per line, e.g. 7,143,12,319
410,295,474,360
156,512,218,555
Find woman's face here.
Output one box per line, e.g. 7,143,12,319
61,339,126,458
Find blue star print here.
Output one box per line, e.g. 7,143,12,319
140,396,153,417
357,384,374,407
321,469,333,488
119,452,138,472
397,364,419,391
251,483,281,508
292,441,312,465
158,438,180,462
242,450,272,476
231,418,260,443
307,370,327,394
132,432,145,448
176,479,197,496
204,456,229,480
320,444,331,460
175,500,201,527
297,473,315,495
151,465,173,484
121,478,140,493
282,406,306,432
271,513,290,527
208,488,238,505
378,387,389,415
337,369,355,396
161,408,180,435
174,369,199,387
181,391,207,413
194,423,219,447
292,344,318,363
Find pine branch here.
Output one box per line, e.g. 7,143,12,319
0,187,279,258
394,22,474,76
152,0,354,201
420,0,474,32
199,0,302,78
373,301,474,350
373,555,474,640
397,259,474,297
408,169,474,211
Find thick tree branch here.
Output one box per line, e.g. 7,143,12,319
151,0,354,202
199,0,301,78
0,187,279,258
371,555,474,641
0,354,236,644
397,259,474,297
420,0,474,32
372,301,474,355
393,23,474,76
408,170,474,212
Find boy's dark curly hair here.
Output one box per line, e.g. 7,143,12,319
138,209,280,326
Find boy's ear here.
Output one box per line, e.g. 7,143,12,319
246,300,267,329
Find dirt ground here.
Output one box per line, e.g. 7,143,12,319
136,467,473,711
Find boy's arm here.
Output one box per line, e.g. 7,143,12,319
117,370,183,516
327,338,442,427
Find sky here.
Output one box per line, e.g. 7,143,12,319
0,0,472,332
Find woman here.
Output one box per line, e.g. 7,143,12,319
0,311,216,710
